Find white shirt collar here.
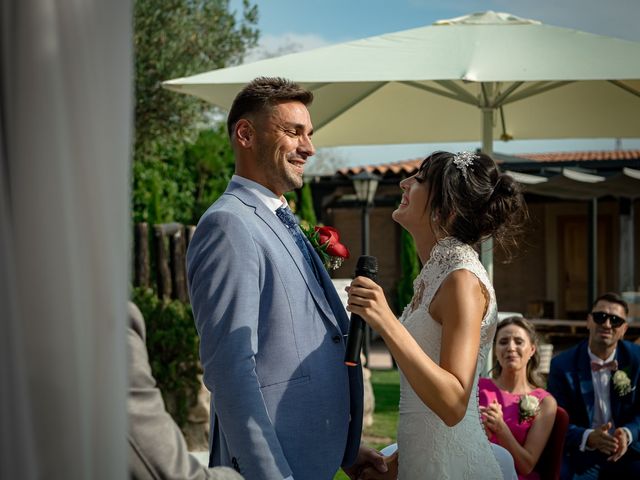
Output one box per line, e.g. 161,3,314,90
232,174,286,213
588,346,616,365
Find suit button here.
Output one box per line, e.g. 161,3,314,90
332,335,341,344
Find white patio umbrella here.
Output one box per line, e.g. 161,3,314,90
164,10,640,156
164,10,640,278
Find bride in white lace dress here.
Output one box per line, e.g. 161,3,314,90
347,151,528,479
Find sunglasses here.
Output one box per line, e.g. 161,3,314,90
590,311,626,328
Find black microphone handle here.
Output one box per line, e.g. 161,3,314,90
344,313,366,366
344,255,378,367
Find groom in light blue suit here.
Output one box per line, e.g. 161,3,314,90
187,77,385,480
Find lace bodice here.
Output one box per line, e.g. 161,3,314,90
396,237,502,479
402,236,498,361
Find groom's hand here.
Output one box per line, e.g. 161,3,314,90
343,446,388,479
587,423,619,456
607,428,629,462
358,450,398,480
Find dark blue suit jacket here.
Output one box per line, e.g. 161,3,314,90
547,339,640,457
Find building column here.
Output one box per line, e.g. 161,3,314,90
588,198,598,308
619,198,635,291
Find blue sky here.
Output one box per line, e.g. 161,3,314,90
230,0,640,167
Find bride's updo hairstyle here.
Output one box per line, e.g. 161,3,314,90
415,150,528,258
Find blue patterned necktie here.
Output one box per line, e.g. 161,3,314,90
275,206,316,272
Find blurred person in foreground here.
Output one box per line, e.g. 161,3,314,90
548,292,640,479
347,150,528,478
127,302,242,480
186,77,385,479
479,316,558,479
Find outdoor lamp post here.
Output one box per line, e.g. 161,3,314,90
351,170,380,367
352,171,380,255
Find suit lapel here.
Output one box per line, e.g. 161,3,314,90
306,241,350,334
576,342,596,425
226,184,341,332
610,344,628,424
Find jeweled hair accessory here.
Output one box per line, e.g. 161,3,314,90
452,151,477,179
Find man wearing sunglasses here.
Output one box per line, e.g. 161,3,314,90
548,292,640,479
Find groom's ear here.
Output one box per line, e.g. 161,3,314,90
235,119,254,148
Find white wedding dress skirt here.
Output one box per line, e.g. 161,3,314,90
396,237,503,479
380,443,515,480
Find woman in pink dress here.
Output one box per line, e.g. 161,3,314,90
479,316,557,480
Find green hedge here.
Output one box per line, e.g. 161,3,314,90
132,287,201,427
397,227,421,312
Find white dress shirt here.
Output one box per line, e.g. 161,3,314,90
579,348,633,451
231,174,286,213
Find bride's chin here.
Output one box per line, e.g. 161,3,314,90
392,213,406,229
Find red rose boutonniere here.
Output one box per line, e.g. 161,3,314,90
301,224,350,271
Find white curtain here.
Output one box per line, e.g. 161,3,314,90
1,1,132,478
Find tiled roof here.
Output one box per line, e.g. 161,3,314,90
519,150,640,162
338,150,640,176
338,159,422,177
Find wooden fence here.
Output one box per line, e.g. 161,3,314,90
133,222,195,302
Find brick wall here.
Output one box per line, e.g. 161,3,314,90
493,203,547,316
328,206,402,313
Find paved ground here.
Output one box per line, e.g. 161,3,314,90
367,337,394,370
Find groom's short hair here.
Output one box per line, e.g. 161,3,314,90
227,77,313,138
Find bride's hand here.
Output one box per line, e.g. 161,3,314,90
480,400,507,437
346,276,394,333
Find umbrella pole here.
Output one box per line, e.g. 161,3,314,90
480,105,495,376
480,106,494,283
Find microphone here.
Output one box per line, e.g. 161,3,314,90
344,255,378,367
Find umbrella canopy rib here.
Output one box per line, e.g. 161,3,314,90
502,81,575,105
312,82,386,131
492,81,525,106
400,81,477,105
609,80,640,98
434,80,479,104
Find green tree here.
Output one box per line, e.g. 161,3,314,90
133,0,258,224
184,125,236,224
297,182,318,226
397,227,421,312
